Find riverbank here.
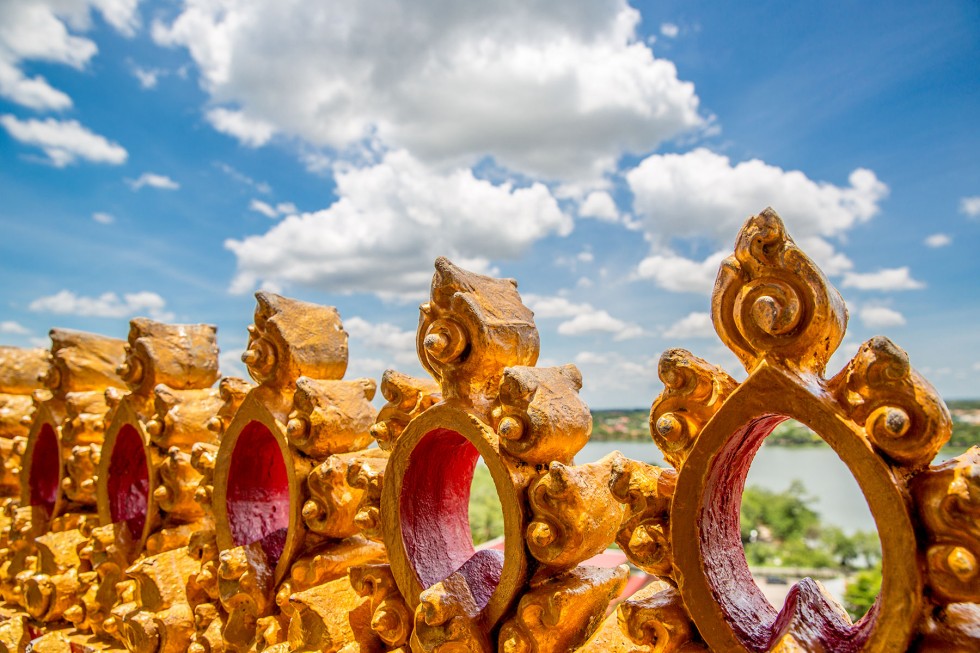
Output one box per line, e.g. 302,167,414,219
591,401,980,449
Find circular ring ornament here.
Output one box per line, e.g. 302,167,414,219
382,403,529,629
670,363,921,653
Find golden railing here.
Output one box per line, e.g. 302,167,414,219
0,208,975,652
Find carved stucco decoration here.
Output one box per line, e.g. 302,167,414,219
606,207,974,653
1,329,126,628
18,330,127,523
0,211,975,653
82,318,223,650
380,257,622,653
0,346,49,497
211,291,382,651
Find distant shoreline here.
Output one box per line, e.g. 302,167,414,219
590,401,980,450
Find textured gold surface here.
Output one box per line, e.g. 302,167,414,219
0,213,975,652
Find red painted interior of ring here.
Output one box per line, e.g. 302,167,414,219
227,421,290,566
29,423,60,515
107,424,150,540
703,414,877,652
400,428,503,611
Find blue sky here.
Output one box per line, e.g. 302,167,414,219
1,0,978,408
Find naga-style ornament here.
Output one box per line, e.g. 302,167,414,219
378,257,622,653
605,207,974,652
211,291,381,651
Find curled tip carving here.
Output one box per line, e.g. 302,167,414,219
650,350,735,468
831,336,951,468
712,207,847,376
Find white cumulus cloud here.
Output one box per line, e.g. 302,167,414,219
858,306,906,328
92,211,114,224
29,290,174,321
634,250,728,295
524,293,643,341
225,150,571,299
152,0,703,181
663,311,715,339
557,311,644,340
960,196,980,218
205,107,276,147
127,172,179,190
625,148,889,292
522,294,590,319
660,23,679,38
0,321,30,335
132,65,161,89
248,199,297,219
841,267,925,291
344,317,417,364
579,191,620,222
0,0,140,109
1,115,127,166
924,233,951,248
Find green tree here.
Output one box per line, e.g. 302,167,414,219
740,483,881,571
468,462,504,545
844,564,882,619
740,481,821,543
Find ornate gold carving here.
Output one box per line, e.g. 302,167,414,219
286,377,377,457
382,257,629,653
617,581,706,653
303,450,389,540
711,208,847,376
609,458,676,577
243,291,349,415
119,318,220,397
44,328,128,398
650,349,736,469
23,527,88,621
494,364,591,465
913,447,980,604
347,455,386,541
207,376,253,437
74,522,135,635
111,547,200,653
155,447,205,522
146,386,224,450
1,214,973,652
498,565,628,653
526,453,627,569
349,564,412,649
370,370,440,451
218,543,275,651
830,336,952,468
0,347,49,496
410,571,493,653
208,290,390,653
284,578,373,652
418,257,538,413
0,505,45,605
0,612,30,652
623,208,959,653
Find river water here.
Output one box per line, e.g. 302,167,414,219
576,440,965,534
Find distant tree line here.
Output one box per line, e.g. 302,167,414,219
589,403,980,450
